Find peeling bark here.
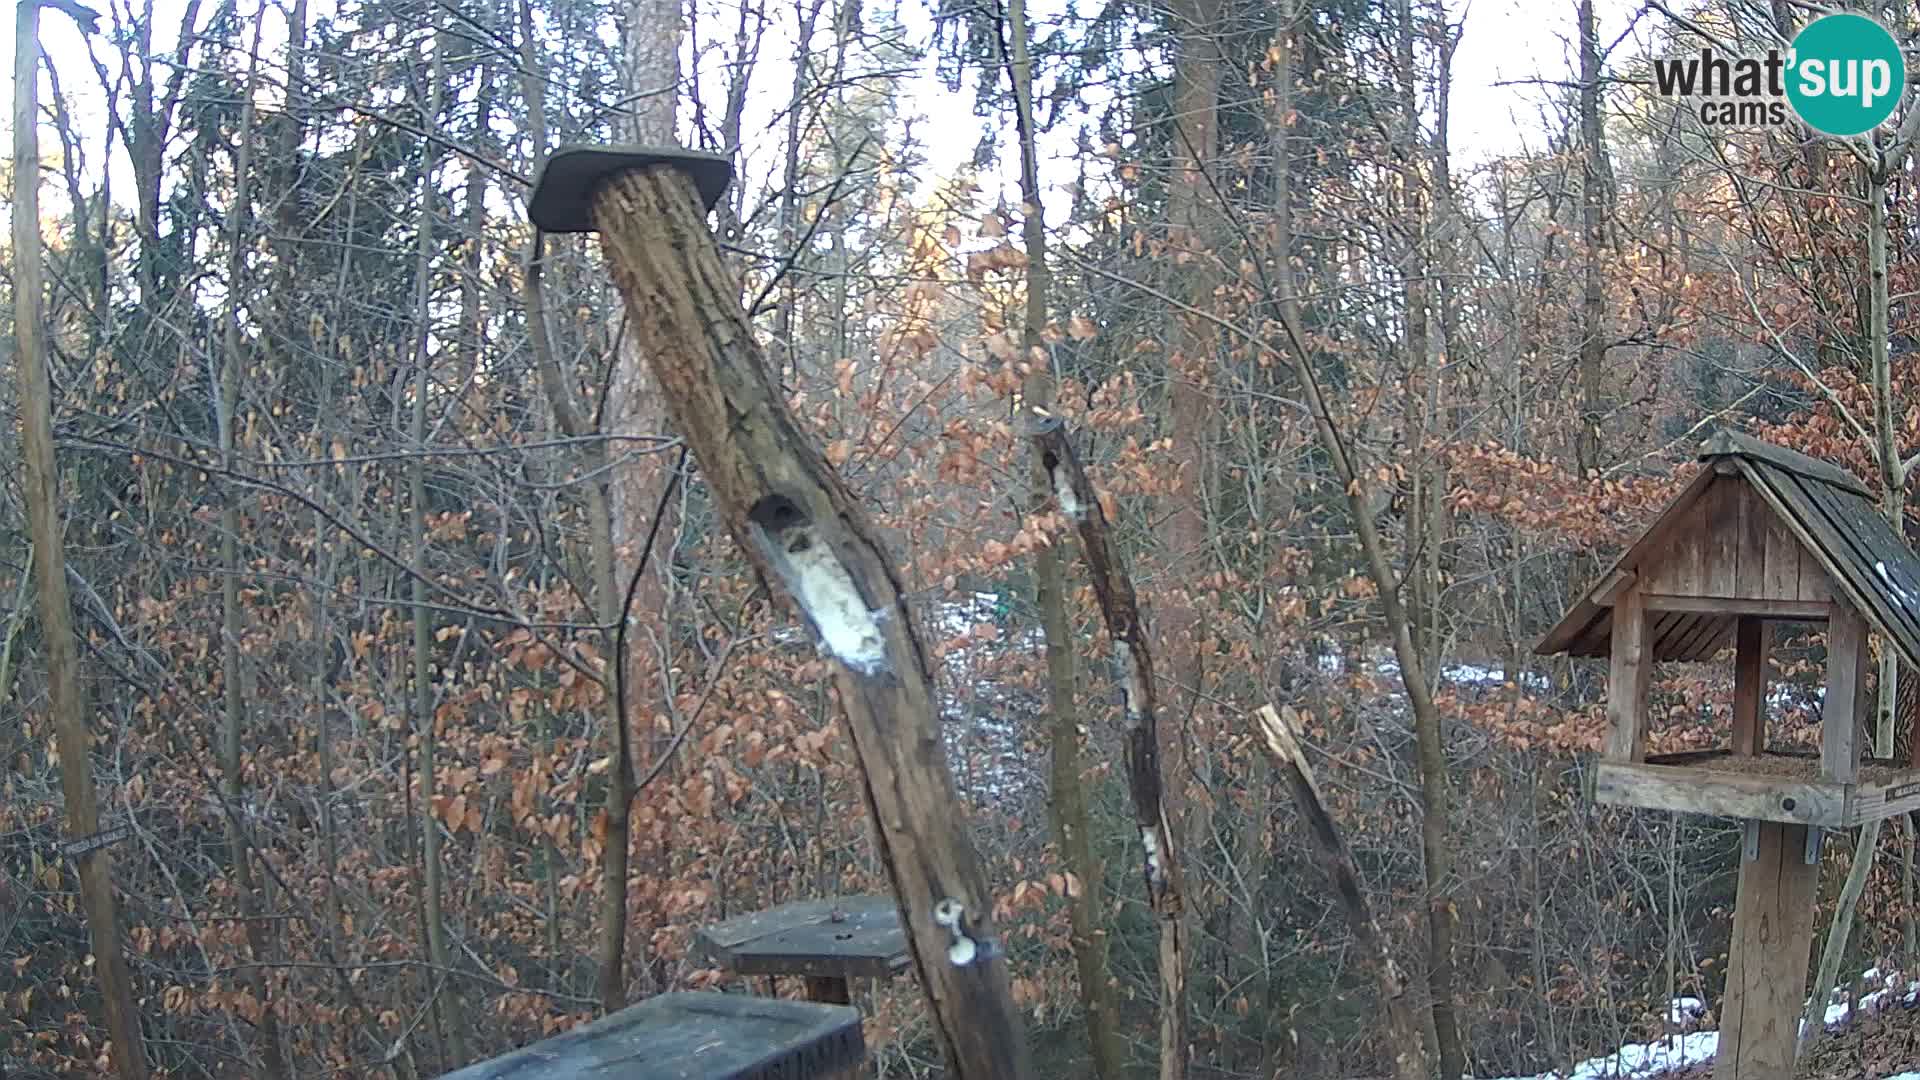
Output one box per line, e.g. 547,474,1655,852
1029,410,1190,1080
586,165,1035,1080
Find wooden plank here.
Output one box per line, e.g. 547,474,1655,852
1819,484,1920,668
440,992,867,1080
1741,464,1902,665
1606,589,1653,763
1669,613,1728,662
1650,611,1701,659
1646,749,1741,766
1538,604,1609,658
1732,616,1765,756
1823,601,1868,785
1645,502,1712,597
1681,623,1733,662
1641,595,1829,619
1715,822,1819,1080
1848,769,1920,824
1706,479,1741,597
805,976,853,1004
1798,543,1833,603
1761,500,1803,602
1588,568,1636,606
1538,467,1719,656
702,898,846,950
697,896,909,979
1571,615,1613,658
1735,481,1771,599
1593,762,1848,826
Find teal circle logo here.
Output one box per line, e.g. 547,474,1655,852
1786,14,1906,137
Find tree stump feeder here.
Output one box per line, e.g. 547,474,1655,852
1538,430,1920,1080
696,896,909,1005
438,992,864,1080
526,146,1035,1079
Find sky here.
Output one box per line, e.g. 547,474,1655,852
0,0,1637,231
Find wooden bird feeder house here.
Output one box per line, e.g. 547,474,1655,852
1538,430,1920,1079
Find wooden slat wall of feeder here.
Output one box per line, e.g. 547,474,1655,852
1538,430,1920,1080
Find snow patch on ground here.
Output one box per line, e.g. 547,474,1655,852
1486,975,1920,1080
1813,970,1920,1030
1484,1029,1719,1080
1337,652,1551,692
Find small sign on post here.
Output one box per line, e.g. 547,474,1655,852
59,822,133,860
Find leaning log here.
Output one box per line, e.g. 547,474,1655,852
1254,705,1429,1080
527,147,1034,1080
1026,408,1189,1075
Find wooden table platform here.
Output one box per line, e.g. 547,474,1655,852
695,896,909,1004
1595,749,1920,826
438,991,864,1080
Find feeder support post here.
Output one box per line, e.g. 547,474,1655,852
528,147,1036,1080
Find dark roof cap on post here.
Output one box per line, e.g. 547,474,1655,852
526,144,733,233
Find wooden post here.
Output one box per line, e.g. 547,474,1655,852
1715,822,1819,1080
1606,587,1652,762
1732,616,1765,756
528,150,1034,1080
1823,601,1868,784
804,976,852,1005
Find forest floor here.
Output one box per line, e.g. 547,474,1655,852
1483,974,1920,1080
1597,984,1920,1080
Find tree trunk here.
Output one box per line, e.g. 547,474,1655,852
1802,156,1909,1066
1001,2,1124,1074
1160,2,1221,1071
1575,0,1611,477
217,14,288,1076
584,161,1037,1080
1800,819,1881,1061
409,30,469,1068
598,0,685,1008
1028,415,1193,1080
1868,165,1902,760
771,0,824,381
12,5,150,1076
1267,257,1458,1080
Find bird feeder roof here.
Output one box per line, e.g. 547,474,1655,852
1537,429,1920,669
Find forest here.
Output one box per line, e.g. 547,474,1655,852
10,0,1920,1076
